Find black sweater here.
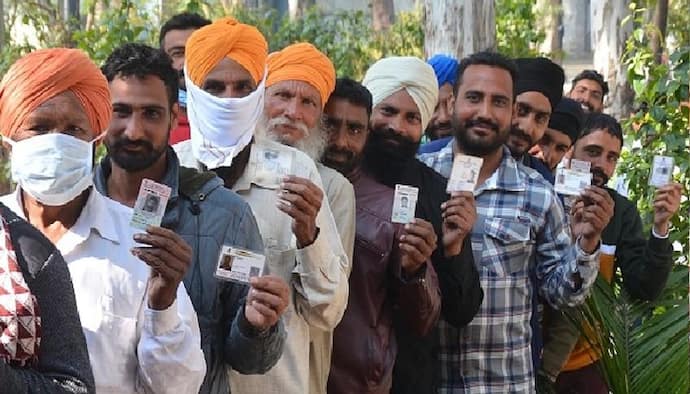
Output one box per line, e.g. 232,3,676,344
0,203,95,393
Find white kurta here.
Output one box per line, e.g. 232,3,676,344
0,188,206,394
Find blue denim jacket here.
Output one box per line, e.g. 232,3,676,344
95,148,285,394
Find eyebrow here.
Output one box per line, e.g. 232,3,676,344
112,102,166,111
517,101,550,117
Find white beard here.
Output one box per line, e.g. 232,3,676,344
255,113,328,161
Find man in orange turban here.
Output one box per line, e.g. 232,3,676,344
174,24,350,394
0,48,206,393
259,42,353,394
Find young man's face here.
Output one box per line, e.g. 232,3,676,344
451,64,514,157
162,28,199,86
532,127,573,171
569,78,604,113
425,82,455,140
507,91,551,158
106,74,177,172
322,97,370,177
571,129,621,187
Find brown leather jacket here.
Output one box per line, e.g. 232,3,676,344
328,169,441,394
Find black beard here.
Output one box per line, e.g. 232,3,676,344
322,146,359,178
591,167,610,187
363,127,420,187
507,125,533,158
453,115,507,157
106,137,166,172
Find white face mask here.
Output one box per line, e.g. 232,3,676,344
4,133,95,206
185,67,266,169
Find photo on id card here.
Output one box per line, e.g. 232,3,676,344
130,179,171,230
649,155,673,187
447,154,483,193
554,167,591,197
215,246,266,284
253,146,294,188
391,184,419,224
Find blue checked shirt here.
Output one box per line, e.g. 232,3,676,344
418,140,599,393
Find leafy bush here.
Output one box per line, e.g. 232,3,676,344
496,0,546,57
618,7,689,266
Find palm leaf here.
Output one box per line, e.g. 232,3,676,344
566,264,689,394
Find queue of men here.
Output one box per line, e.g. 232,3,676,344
0,10,682,394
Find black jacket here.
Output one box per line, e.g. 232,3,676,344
387,159,484,394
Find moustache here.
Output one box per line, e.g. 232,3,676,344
465,118,500,133
590,167,609,186
111,137,154,153
324,146,354,162
268,116,309,136
510,126,532,145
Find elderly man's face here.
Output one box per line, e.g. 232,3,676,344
14,91,93,143
202,58,257,99
322,97,370,176
106,74,177,172
569,79,604,113
264,80,322,146
506,91,552,159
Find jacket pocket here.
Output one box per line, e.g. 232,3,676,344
482,217,534,277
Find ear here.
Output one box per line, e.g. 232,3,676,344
564,146,574,160
170,102,180,131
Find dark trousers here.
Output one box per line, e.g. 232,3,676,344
555,362,608,394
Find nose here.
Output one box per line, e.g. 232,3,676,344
388,114,407,136
124,113,146,141
438,102,451,124
330,126,348,149
283,98,302,121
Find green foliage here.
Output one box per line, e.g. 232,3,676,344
231,5,423,80
619,5,689,266
566,266,689,393
72,0,155,66
495,0,546,57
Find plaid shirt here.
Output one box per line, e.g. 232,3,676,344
418,141,599,393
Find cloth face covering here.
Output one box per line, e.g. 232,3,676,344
185,68,266,169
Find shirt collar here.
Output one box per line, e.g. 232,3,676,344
7,187,120,247
476,146,527,194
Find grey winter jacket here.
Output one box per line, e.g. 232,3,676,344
95,149,285,394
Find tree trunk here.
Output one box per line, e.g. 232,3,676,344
650,0,668,64
372,0,395,31
591,0,633,119
288,0,314,19
537,0,563,62
0,0,4,52
423,0,495,60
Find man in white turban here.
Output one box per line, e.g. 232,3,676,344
360,56,483,394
